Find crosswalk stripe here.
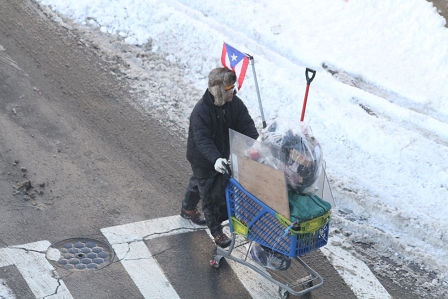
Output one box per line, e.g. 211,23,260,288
320,235,392,298
102,216,295,298
0,220,391,298
101,216,199,298
0,241,73,299
102,216,392,299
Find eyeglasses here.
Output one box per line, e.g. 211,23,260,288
225,84,235,91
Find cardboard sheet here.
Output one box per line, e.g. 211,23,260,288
237,156,290,219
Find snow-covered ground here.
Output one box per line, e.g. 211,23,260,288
28,0,448,298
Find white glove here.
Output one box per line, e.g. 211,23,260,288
214,158,228,174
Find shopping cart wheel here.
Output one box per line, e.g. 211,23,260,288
306,280,313,288
303,275,313,289
278,287,290,299
210,255,223,269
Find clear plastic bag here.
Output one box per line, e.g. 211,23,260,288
260,119,323,194
249,242,291,271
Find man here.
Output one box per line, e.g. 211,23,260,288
181,67,259,248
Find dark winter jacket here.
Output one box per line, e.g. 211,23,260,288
186,89,259,170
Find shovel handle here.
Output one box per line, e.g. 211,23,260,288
305,68,316,85
301,68,316,122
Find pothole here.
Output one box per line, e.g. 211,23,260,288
47,238,114,270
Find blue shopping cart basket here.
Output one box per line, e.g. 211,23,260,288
226,178,330,257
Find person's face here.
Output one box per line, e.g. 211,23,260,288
225,84,236,102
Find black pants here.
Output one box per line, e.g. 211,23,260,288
182,165,229,237
181,175,200,211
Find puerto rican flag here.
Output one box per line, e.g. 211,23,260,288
221,42,250,90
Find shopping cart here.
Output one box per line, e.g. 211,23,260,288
210,177,331,299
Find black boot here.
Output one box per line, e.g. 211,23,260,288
214,233,231,248
180,207,206,225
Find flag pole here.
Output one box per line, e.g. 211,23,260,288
248,55,267,128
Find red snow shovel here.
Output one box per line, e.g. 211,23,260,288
300,68,316,121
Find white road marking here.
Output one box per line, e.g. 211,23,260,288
320,234,392,299
204,227,282,298
0,241,73,299
101,216,203,299
101,215,390,299
101,215,284,298
0,220,391,298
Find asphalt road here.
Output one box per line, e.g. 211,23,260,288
1,0,444,298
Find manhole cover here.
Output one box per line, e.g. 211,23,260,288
47,238,114,270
